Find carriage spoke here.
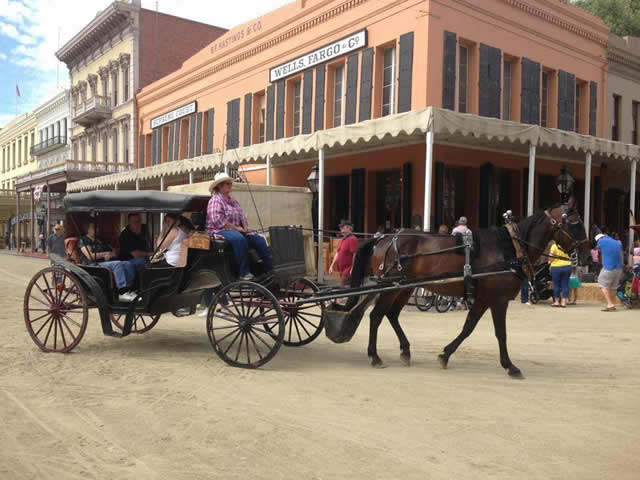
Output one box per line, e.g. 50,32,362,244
40,273,56,303
245,332,251,365
42,315,56,346
30,292,54,309
247,331,264,360
222,329,243,356
234,332,245,362
227,294,245,319
34,315,54,337
214,326,242,344
29,311,52,323
293,313,311,338
287,311,293,343
57,317,68,349
34,281,55,305
250,325,277,344
209,325,240,331
138,315,148,329
53,316,58,350
296,315,320,330
61,313,83,329
59,316,77,343
58,285,78,306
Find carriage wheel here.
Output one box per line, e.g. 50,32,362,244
529,291,540,305
110,313,161,334
435,295,455,313
24,267,88,353
278,278,325,347
207,281,284,368
414,287,435,312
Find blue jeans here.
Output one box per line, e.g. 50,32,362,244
127,257,148,270
101,260,136,289
551,265,572,299
520,279,529,303
218,230,273,276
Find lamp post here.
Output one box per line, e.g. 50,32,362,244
307,163,319,242
556,165,575,205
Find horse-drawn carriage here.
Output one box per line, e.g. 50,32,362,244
24,189,591,376
23,191,325,368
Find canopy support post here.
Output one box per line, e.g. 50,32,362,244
189,172,193,184
629,158,637,266
423,131,434,232
114,183,119,191
46,181,50,240
160,176,165,226
30,187,34,253
135,179,140,191
318,148,325,283
584,151,592,241
266,155,272,186
527,143,536,216
15,189,20,252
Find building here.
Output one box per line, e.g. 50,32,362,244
68,0,640,247
55,0,227,178
0,113,37,245
605,34,640,232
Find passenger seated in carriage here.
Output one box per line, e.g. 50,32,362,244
119,213,151,269
205,172,273,280
78,221,139,302
150,214,193,268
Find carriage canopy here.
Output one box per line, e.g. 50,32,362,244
63,190,211,213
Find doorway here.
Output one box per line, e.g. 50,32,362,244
328,175,350,231
376,170,402,231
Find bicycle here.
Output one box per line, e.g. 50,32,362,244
413,287,436,311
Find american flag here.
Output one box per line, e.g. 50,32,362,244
15,84,20,97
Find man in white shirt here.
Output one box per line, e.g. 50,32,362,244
451,216,472,236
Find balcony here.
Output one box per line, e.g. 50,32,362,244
30,136,67,156
73,95,112,127
14,160,133,189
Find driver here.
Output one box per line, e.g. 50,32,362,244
79,221,138,302
205,172,273,280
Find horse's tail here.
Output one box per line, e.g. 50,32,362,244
342,237,376,310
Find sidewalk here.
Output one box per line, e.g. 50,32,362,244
0,249,48,260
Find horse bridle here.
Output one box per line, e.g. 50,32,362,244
544,207,589,255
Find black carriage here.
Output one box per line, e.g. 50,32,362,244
23,191,325,368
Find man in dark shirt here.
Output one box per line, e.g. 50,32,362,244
119,213,150,269
46,224,66,258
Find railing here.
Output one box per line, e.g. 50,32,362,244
30,136,67,156
73,95,112,118
14,160,133,185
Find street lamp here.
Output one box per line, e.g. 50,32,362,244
307,164,319,241
556,165,575,205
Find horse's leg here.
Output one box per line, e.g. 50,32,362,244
490,299,523,378
439,298,489,369
368,293,395,368
386,290,412,366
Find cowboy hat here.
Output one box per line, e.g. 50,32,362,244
595,233,605,242
209,172,234,193
338,219,353,228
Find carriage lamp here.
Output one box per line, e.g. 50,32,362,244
556,165,574,204
307,163,319,193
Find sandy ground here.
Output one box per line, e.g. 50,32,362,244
0,252,639,480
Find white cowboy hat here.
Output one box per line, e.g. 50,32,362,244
595,233,605,242
209,172,234,193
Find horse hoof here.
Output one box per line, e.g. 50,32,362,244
507,366,524,379
371,358,386,369
400,353,411,366
438,353,448,369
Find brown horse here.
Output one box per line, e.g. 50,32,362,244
324,200,591,378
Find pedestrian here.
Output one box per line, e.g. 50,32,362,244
520,279,530,306
595,230,624,312
549,240,572,307
329,220,359,286
438,224,449,234
39,232,45,252
591,244,601,275
4,231,9,250
46,224,66,259
451,216,471,236
632,238,640,265
568,265,583,305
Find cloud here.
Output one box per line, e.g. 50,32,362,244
0,0,31,26
0,53,7,60
0,22,36,45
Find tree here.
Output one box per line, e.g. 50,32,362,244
574,0,640,37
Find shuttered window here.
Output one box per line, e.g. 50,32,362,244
302,70,313,134
314,65,326,131
503,60,512,121
541,72,549,127
612,94,621,141
195,112,203,156
575,82,581,133
397,32,414,113
205,108,213,154
359,48,373,122
382,47,396,117
139,136,145,168
479,43,501,119
258,95,266,143
632,101,638,145
276,80,285,139
442,31,457,111
345,53,358,125
243,93,252,146
226,98,240,149
589,81,597,136
292,81,302,136
521,58,541,125
557,70,575,132
333,65,345,127
266,84,275,141
458,45,468,113
188,114,196,158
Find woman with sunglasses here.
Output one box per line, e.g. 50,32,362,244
204,172,273,280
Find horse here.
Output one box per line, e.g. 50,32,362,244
324,199,591,378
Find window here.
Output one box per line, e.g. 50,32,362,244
81,140,86,162
503,60,512,121
17,139,21,166
258,94,266,143
123,124,129,162
292,81,302,136
63,118,67,142
30,132,34,160
458,45,468,113
112,71,118,106
123,66,129,102
382,46,396,117
333,65,345,127
113,129,118,163
102,77,108,99
12,142,15,168
102,132,108,163
612,94,621,141
91,136,97,162
632,101,638,145
73,142,78,161
541,72,549,127
575,82,581,133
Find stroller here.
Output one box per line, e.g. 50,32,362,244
528,262,553,304
617,263,640,309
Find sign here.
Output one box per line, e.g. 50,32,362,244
151,101,197,129
269,29,367,83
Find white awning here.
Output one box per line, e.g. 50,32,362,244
67,107,640,192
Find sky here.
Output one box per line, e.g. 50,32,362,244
0,0,292,128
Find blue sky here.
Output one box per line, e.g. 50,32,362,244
0,0,291,128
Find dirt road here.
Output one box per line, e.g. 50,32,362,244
1,253,639,479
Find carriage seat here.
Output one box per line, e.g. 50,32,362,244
65,237,82,264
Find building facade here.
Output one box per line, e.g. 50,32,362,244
69,0,640,242
55,0,227,175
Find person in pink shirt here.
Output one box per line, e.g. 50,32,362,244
451,216,472,236
329,220,359,286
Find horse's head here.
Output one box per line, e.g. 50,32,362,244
546,198,591,266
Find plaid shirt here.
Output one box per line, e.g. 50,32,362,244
206,193,248,234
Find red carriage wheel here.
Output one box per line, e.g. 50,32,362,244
24,267,88,353
278,278,325,347
110,313,160,334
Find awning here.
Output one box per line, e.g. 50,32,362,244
67,107,640,192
